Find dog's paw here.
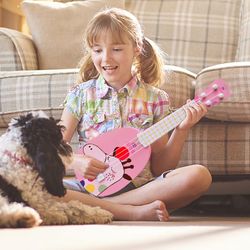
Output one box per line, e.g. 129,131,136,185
14,206,42,228
66,200,113,224
0,204,42,228
89,206,113,224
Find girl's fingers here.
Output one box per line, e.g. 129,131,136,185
84,158,109,176
85,164,109,180
189,102,207,118
87,165,107,176
84,173,98,180
83,167,104,179
179,100,208,130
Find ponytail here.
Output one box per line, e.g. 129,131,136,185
135,37,166,86
77,53,99,84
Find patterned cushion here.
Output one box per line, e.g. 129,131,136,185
125,0,241,73
195,62,250,122
236,0,250,61
0,28,38,71
0,69,78,127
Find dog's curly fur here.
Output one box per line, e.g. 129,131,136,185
0,111,113,228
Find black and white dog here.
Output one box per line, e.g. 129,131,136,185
0,111,112,228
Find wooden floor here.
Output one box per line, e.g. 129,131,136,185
1,216,250,250
2,195,250,250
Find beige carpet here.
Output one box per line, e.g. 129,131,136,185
1,216,250,250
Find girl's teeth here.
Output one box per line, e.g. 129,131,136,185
103,66,117,70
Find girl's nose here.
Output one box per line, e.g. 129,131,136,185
103,50,111,61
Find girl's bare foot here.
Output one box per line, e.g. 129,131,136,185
129,200,169,222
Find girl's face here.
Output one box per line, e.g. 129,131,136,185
91,30,140,90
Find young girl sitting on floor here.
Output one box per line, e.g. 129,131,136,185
60,7,212,221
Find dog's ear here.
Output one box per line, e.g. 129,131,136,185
34,142,66,197
21,115,68,197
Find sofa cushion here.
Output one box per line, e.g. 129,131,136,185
125,0,241,73
180,121,250,175
236,0,250,61
0,69,78,127
22,0,124,70
195,62,250,122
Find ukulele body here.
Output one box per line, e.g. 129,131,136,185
75,127,151,197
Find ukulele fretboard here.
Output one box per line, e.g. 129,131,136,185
137,100,196,147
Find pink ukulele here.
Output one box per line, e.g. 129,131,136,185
75,79,230,197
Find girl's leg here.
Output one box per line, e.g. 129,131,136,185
61,189,169,221
105,165,212,210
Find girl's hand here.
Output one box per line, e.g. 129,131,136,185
72,154,108,180
177,100,207,131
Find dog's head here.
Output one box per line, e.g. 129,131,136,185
10,111,73,197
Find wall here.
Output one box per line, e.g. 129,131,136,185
0,0,26,31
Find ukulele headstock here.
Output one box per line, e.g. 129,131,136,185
194,79,231,107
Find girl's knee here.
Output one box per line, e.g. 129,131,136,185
186,165,212,193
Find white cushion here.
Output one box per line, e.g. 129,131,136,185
22,0,124,69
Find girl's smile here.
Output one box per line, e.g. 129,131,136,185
102,65,118,74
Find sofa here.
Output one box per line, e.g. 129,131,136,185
0,0,250,196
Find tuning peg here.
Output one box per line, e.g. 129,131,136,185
205,100,212,107
212,84,218,90
200,92,207,99
218,93,224,100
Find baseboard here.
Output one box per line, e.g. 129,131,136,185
206,178,250,195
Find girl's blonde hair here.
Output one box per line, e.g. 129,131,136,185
78,8,166,86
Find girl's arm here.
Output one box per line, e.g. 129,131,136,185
60,109,79,143
150,102,207,176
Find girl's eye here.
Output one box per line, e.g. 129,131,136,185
113,48,122,52
93,48,102,53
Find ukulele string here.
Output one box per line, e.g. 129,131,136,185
87,87,226,176
114,88,224,161
89,91,219,164
82,83,229,183
96,138,145,172
102,91,224,162
114,137,144,159
99,116,180,170
102,107,187,160
102,133,143,158
81,137,146,179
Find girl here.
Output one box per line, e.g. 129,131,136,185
60,8,212,221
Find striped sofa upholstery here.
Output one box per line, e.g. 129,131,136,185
0,0,250,184
126,0,241,73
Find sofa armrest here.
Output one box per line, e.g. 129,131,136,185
160,65,195,109
195,62,250,122
0,28,38,71
0,68,78,127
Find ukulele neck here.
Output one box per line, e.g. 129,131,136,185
137,79,230,148
137,100,195,147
